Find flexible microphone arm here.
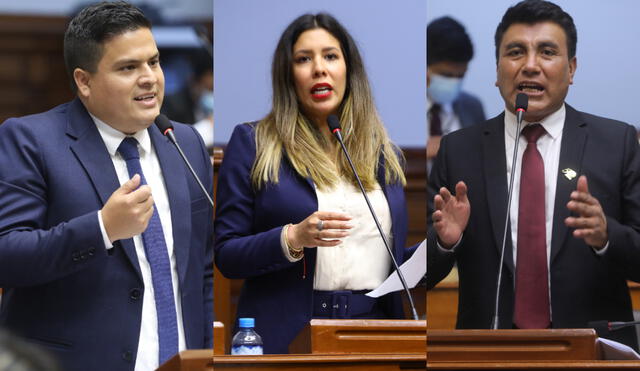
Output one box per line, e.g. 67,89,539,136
154,114,214,208
327,115,419,320
491,93,528,329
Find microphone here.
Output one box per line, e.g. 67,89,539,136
491,93,528,329
589,320,640,337
326,115,419,321
154,114,214,208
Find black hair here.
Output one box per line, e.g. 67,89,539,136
64,1,152,92
494,0,577,61
427,16,474,66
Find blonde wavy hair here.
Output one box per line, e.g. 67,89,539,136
251,13,405,192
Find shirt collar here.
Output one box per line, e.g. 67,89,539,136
90,113,151,157
504,103,565,141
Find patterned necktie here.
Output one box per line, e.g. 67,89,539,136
117,137,178,364
429,103,443,136
514,124,550,329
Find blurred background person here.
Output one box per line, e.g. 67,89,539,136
162,50,214,147
427,16,485,163
214,13,420,354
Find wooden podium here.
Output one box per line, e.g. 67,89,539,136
213,319,426,370
427,329,640,369
158,350,213,371
289,319,426,354
213,321,225,355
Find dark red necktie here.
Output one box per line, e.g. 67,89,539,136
429,103,442,136
514,124,550,329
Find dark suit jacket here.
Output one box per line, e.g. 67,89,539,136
0,98,214,370
427,104,640,350
452,91,486,129
215,122,414,354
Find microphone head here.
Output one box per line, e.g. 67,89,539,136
327,115,341,134
515,93,528,112
155,114,174,136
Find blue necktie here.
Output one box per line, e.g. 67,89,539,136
117,137,178,364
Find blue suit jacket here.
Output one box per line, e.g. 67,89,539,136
215,122,414,354
0,99,214,370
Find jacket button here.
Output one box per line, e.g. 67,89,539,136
130,289,141,300
88,247,96,256
122,350,133,362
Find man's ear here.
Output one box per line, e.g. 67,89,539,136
74,68,91,98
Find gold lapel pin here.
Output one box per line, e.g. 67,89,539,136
562,168,577,180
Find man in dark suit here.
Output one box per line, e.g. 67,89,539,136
427,16,486,162
0,2,213,370
427,0,640,350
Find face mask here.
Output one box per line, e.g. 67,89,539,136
199,90,214,115
428,74,463,105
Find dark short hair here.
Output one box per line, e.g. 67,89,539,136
64,1,152,92
271,13,368,110
494,0,577,61
427,16,473,66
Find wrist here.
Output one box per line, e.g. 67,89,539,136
285,224,304,257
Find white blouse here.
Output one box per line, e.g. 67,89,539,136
280,177,393,291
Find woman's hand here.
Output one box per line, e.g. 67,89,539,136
287,211,353,250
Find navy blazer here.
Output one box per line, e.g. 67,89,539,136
215,122,413,354
427,104,640,350
0,98,214,370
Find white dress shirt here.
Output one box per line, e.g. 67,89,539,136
281,177,392,291
92,116,186,371
427,98,463,135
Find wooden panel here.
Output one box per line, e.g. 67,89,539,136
0,15,73,123
213,146,427,352
428,360,640,370
289,319,426,354
158,350,213,371
428,272,640,330
427,329,598,362
213,321,225,355
213,353,426,370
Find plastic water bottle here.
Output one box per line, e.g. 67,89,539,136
231,317,263,355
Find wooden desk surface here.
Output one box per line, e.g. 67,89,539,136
427,360,640,370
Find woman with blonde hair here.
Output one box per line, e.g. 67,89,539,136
215,12,418,354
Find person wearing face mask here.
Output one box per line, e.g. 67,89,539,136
427,16,485,162
162,51,213,126
214,13,420,354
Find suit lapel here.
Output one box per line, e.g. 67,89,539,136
149,126,192,287
377,153,404,263
482,114,515,273
550,105,587,265
66,98,142,279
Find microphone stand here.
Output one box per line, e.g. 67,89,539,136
492,95,528,329
331,126,419,321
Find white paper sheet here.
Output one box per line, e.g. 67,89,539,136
366,239,426,298
597,337,640,360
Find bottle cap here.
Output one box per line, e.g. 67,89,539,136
238,318,255,328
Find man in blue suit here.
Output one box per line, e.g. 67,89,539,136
0,2,213,370
427,16,486,163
